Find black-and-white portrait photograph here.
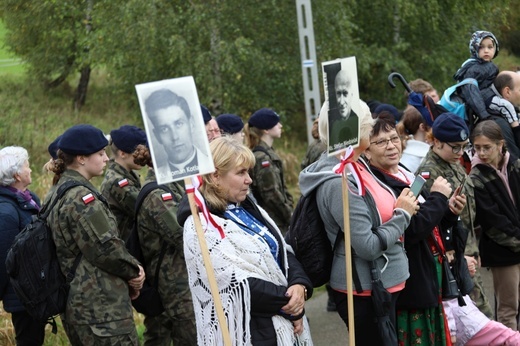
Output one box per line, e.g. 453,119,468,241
136,76,214,185
322,57,361,155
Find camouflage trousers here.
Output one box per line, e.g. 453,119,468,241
63,318,138,346
143,311,197,346
469,268,494,319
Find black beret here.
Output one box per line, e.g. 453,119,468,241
216,114,244,134
201,105,212,124
110,125,147,154
248,108,280,130
432,112,469,142
48,135,62,160
374,103,402,122
59,124,109,155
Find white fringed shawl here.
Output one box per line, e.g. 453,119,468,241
183,208,313,345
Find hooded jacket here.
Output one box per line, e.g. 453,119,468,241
299,155,410,292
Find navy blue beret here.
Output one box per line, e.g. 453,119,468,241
248,108,280,130
48,135,62,160
59,124,108,155
432,112,469,142
201,105,212,124
110,125,147,154
216,114,244,134
374,103,402,122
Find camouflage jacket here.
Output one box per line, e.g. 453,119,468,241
136,169,193,318
470,156,520,266
300,139,327,170
47,169,140,325
416,150,479,257
100,160,142,242
250,141,294,233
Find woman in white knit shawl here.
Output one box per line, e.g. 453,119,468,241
177,136,313,345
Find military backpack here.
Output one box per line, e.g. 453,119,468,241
126,182,174,317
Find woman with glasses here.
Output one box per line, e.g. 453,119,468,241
367,116,461,345
299,101,418,345
470,120,520,331
416,113,494,320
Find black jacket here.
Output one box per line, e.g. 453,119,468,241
470,157,520,267
0,187,40,312
177,195,312,345
371,166,458,309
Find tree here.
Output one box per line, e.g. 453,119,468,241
0,0,96,110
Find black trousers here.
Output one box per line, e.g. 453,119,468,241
11,310,46,346
332,289,399,345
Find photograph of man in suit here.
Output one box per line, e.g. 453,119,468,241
144,88,212,183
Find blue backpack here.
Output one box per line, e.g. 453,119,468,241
439,78,478,120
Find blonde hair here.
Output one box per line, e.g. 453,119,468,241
201,137,255,211
318,99,374,144
244,123,264,149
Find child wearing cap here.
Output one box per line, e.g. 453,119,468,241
454,30,500,123
245,108,294,233
47,124,145,345
100,125,148,242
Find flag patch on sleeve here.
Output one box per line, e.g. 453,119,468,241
261,161,270,168
118,179,129,187
420,171,430,179
162,193,173,201
82,193,95,205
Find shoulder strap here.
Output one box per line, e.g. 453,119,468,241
42,180,92,282
134,182,176,289
455,78,478,88
252,146,271,159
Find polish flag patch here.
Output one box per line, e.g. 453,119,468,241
420,171,430,179
261,161,270,168
82,193,95,205
118,179,129,187
162,193,173,201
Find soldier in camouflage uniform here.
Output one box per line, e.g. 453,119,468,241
47,125,145,345
245,108,294,233
415,113,493,318
100,125,147,241
134,145,197,345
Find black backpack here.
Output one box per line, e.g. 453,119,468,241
285,189,341,287
126,182,174,317
5,181,91,332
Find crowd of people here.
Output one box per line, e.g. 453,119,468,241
1,29,520,346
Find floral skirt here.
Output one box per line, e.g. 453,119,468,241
397,257,448,346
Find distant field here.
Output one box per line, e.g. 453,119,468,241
0,21,25,75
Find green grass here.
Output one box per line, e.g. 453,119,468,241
0,21,25,76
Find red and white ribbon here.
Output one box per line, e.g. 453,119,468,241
186,175,226,239
333,146,365,196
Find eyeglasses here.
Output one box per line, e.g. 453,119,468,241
370,135,401,148
473,144,496,154
445,142,472,154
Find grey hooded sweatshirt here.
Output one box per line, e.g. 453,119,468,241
299,154,410,292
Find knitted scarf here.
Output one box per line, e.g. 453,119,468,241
183,207,313,345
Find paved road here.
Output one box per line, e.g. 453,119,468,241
304,268,495,345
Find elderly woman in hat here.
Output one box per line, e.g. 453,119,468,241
0,146,47,345
244,108,293,233
100,125,148,241
47,124,145,345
